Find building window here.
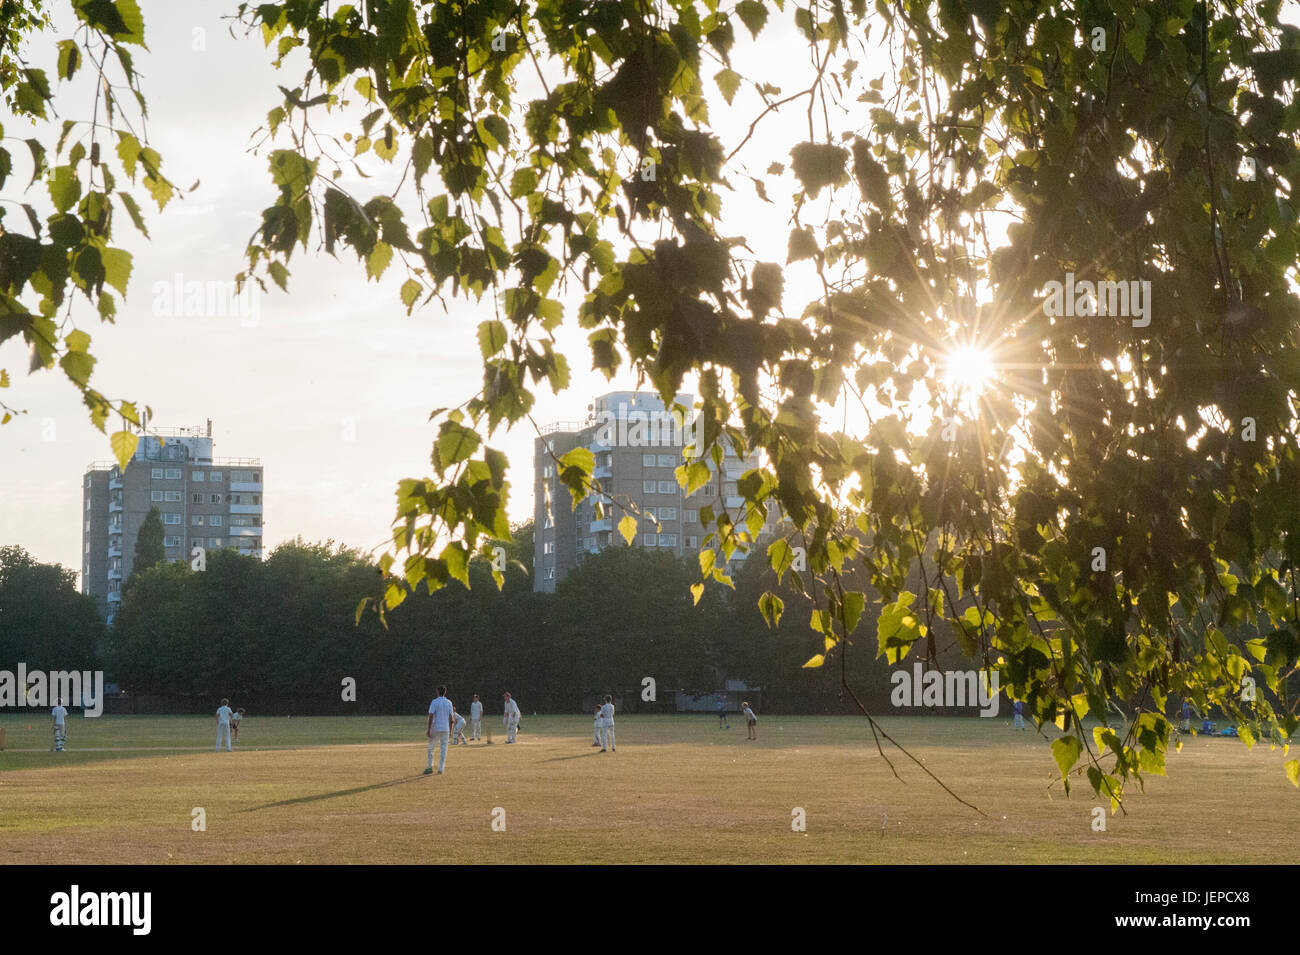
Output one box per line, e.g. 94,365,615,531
685,535,697,548
209,494,221,503
544,567,555,580
165,491,182,502
164,535,183,547
543,541,555,555
230,516,258,527
85,519,91,532
193,493,203,504
164,513,182,525
208,537,222,547
659,534,677,547
642,454,657,467
659,507,677,522
643,533,657,547
685,509,698,524
724,482,738,496
657,480,676,494
165,468,181,479
151,490,163,502
657,454,676,468
252,494,261,505
84,541,91,554
210,472,222,482
643,480,657,494
192,515,205,526
209,515,223,526
152,468,163,479
543,512,554,529
191,537,203,548
191,471,205,481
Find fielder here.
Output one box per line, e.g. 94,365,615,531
599,695,616,752
503,692,521,743
52,698,68,752
215,698,233,752
425,685,454,774
742,700,758,740
592,705,602,747
470,694,483,740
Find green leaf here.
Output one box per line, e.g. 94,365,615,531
366,240,393,279
735,0,769,38
714,69,741,105
434,421,481,469
48,166,81,214
109,429,137,470
477,320,508,358
1051,735,1082,782
101,247,132,297
400,278,422,312
789,142,849,198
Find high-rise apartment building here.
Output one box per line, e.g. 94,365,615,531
533,391,777,591
82,424,264,622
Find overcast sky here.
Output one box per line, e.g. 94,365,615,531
0,0,872,577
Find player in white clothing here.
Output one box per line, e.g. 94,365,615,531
215,698,233,751
599,695,616,752
469,694,483,740
425,685,454,774
742,701,758,740
503,692,521,743
593,705,602,746
452,706,468,745
51,698,68,752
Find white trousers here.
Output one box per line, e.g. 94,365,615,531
505,718,518,742
216,723,231,751
594,722,602,743
601,723,615,749
427,730,449,771
471,718,482,739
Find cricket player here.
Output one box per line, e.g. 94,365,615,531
503,692,521,743
742,701,758,740
51,698,68,752
215,698,233,751
425,685,454,774
452,706,468,745
470,694,483,740
716,696,729,729
599,695,616,752
593,705,602,746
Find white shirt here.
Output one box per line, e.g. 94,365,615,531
470,701,483,720
52,705,68,726
216,705,232,725
231,712,242,722
599,702,615,725
428,696,454,733
454,712,465,726
504,699,520,722
743,707,756,722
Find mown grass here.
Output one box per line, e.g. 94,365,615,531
1,713,1294,863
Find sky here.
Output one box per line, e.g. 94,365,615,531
0,0,880,577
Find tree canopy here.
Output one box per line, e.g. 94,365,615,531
4,0,1299,802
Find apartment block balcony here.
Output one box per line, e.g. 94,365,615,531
108,569,122,581
107,591,121,604
108,544,122,558
726,496,745,508
109,523,123,535
229,481,261,492
228,526,262,537
588,518,612,533
593,464,613,479
229,503,262,515
109,474,123,490
109,500,123,513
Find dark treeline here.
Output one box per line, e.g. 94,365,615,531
103,525,901,716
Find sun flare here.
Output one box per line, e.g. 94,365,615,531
943,345,997,398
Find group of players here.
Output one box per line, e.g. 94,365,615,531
424,686,524,774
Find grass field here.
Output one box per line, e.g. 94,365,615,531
1,713,1295,863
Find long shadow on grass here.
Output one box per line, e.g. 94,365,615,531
239,775,424,812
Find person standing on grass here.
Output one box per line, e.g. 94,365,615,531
215,698,234,752
1012,700,1025,731
599,695,616,752
51,698,68,752
716,696,729,729
592,704,603,747
425,685,454,775
231,707,244,745
470,694,483,741
503,692,521,743
742,701,757,740
1180,699,1192,734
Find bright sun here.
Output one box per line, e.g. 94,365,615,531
943,345,996,397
